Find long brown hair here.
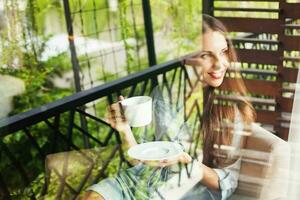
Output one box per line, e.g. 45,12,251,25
201,15,256,167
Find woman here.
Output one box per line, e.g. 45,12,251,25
83,14,256,200
180,14,256,199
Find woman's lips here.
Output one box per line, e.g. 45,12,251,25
208,71,224,79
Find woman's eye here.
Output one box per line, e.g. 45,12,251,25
221,49,229,56
200,54,210,59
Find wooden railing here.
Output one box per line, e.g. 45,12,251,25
212,0,300,140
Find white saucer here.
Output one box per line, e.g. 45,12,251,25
128,141,183,161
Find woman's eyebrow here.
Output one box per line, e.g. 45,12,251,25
199,51,212,54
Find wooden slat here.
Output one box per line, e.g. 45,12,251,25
283,56,300,62
216,95,276,106
282,88,295,95
281,68,299,83
256,110,277,124
235,181,262,198
213,106,277,125
221,78,279,96
232,38,279,45
214,7,280,13
215,0,279,2
279,97,294,112
284,24,300,29
237,49,280,65
276,127,289,141
282,36,300,51
238,68,277,76
282,3,300,18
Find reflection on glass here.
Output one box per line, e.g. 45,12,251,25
81,15,257,200
43,14,298,200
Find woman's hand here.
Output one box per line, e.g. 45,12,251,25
106,96,131,133
106,96,192,168
106,96,137,148
181,51,203,66
183,56,204,83
143,152,192,167
184,57,202,66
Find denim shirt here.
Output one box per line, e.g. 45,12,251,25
213,158,241,200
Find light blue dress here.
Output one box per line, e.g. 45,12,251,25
87,159,241,200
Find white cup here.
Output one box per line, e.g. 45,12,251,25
120,96,152,127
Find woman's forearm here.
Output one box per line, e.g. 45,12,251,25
118,126,137,149
108,99,137,149
118,126,140,166
200,163,220,191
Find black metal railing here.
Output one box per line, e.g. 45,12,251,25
0,57,202,199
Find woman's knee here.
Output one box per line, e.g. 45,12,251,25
82,191,105,200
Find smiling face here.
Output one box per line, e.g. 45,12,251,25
197,30,230,87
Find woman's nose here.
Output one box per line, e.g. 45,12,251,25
213,55,222,70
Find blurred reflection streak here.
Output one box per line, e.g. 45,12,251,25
214,121,290,199
287,65,300,199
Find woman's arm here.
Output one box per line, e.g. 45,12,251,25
82,101,138,200
200,158,241,200
107,99,140,166
117,126,137,149
107,98,137,149
200,163,220,191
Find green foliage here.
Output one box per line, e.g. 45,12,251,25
214,1,278,19
119,0,146,73
0,0,24,69
0,0,204,198
150,0,202,62
2,52,72,115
